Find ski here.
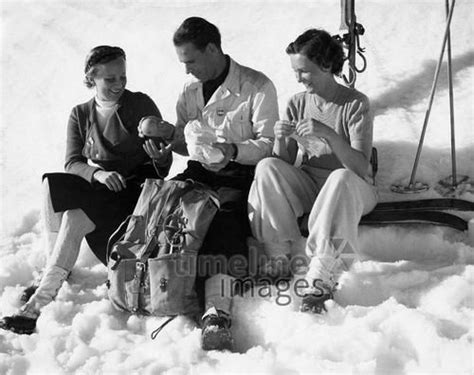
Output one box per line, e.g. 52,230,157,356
358,199,473,231
299,198,473,235
372,198,474,212
360,210,468,231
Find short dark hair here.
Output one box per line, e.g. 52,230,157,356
173,17,221,51
286,29,344,75
84,46,126,88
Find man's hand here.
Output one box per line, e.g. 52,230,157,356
143,139,173,165
93,170,127,192
203,143,236,172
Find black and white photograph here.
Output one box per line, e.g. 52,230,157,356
0,0,473,373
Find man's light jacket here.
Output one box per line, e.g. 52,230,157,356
175,57,279,165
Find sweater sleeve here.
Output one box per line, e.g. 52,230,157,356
347,96,373,160
64,106,100,182
141,93,162,119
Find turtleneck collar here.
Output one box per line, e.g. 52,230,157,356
95,96,119,109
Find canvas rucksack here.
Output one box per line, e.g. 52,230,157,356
106,179,219,318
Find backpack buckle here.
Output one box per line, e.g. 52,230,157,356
159,277,168,292
135,262,146,284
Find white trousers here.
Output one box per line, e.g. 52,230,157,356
248,157,377,288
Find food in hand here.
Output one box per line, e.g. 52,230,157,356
138,116,174,143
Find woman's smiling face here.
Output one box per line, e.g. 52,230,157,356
92,57,127,102
289,53,329,94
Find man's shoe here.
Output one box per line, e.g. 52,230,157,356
0,314,37,335
201,307,233,351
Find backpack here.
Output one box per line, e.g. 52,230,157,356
106,179,219,317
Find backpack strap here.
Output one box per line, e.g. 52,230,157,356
150,316,177,340
106,215,132,268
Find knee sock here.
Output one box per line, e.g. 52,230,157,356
204,273,235,316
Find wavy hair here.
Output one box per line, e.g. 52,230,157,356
173,17,221,51
83,46,126,88
286,29,344,75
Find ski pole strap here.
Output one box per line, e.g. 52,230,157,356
339,0,366,87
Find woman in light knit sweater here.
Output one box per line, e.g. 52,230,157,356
248,29,377,313
0,45,173,334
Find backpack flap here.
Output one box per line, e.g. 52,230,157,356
148,251,200,317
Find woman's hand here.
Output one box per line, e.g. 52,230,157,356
295,118,334,139
274,120,296,140
296,118,370,177
93,170,127,192
143,139,173,165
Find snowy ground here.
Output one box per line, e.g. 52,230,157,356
1,0,473,374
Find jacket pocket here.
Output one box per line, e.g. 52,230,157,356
222,101,251,140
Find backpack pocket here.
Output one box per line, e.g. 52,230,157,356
148,251,200,316
108,258,141,313
108,247,151,314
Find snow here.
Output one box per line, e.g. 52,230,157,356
1,0,473,373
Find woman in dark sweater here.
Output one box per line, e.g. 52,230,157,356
0,45,172,334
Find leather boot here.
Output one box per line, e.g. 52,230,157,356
0,265,69,334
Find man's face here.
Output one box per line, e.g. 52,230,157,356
175,42,216,82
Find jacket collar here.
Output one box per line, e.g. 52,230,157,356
221,57,241,96
187,57,241,98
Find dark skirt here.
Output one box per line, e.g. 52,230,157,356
44,172,146,265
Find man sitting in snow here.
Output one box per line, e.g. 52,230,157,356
145,17,279,351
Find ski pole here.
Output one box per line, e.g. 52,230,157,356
445,0,457,186
408,0,456,188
